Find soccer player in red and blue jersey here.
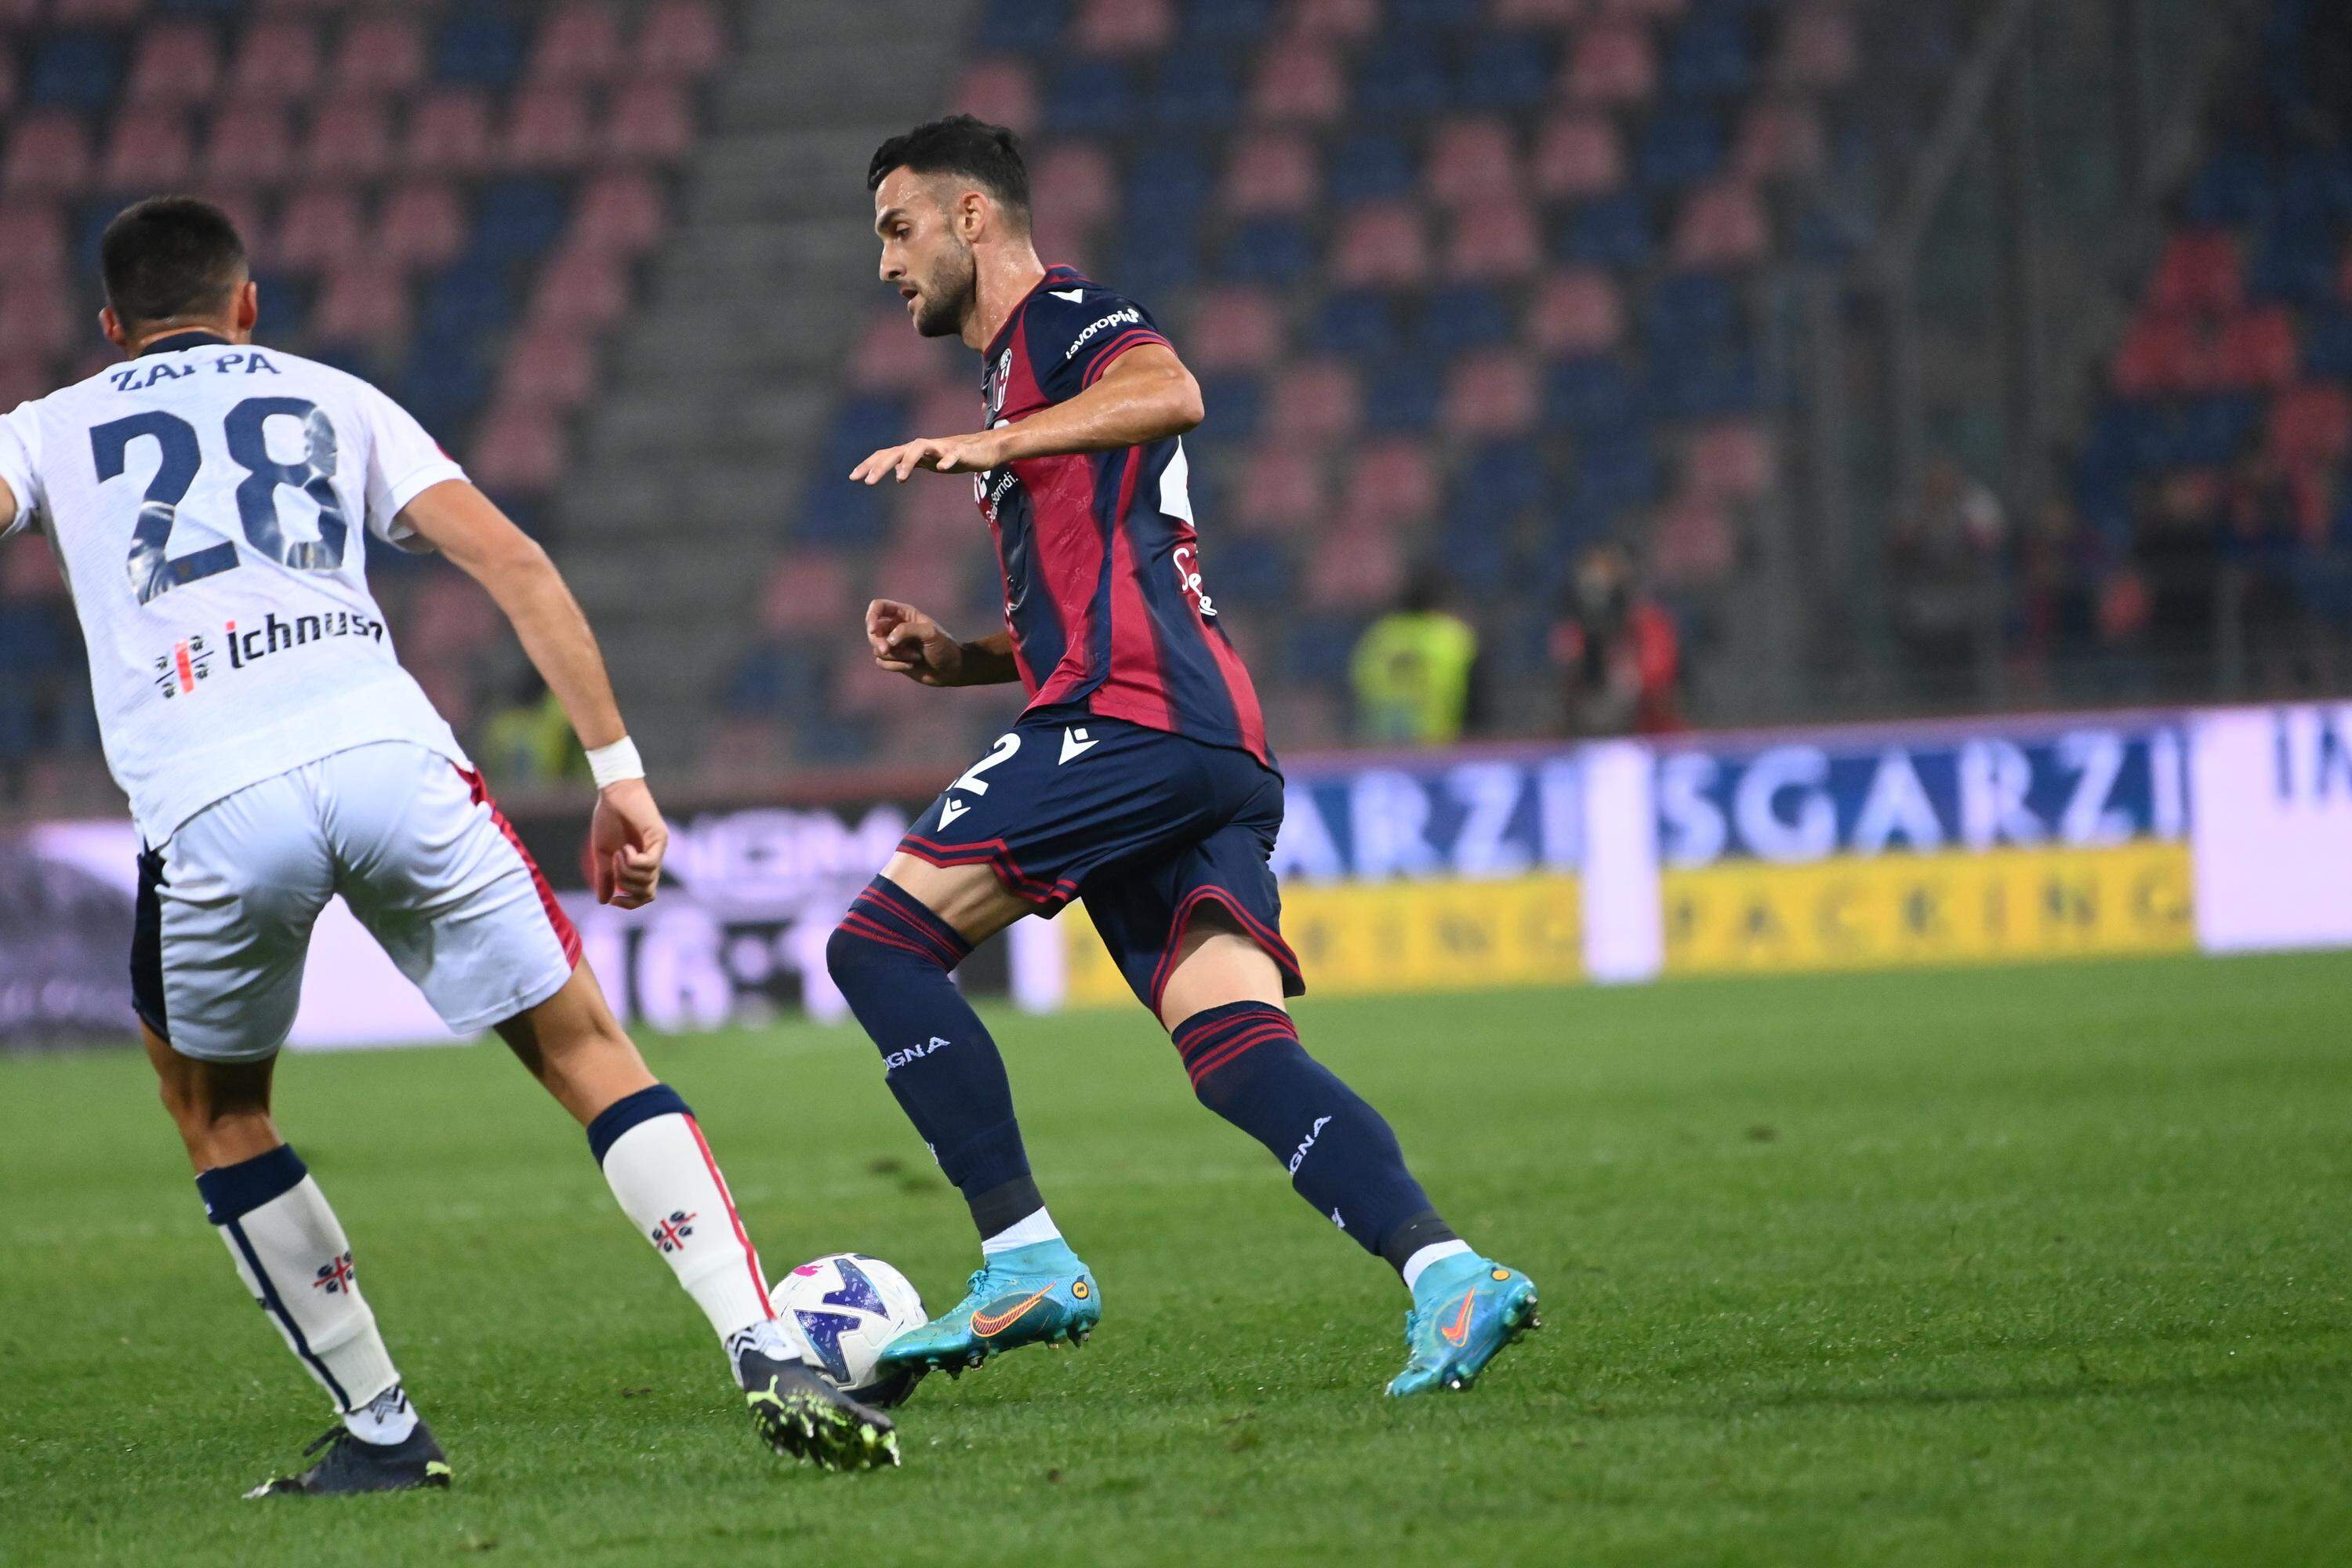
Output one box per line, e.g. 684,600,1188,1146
825,118,1537,1398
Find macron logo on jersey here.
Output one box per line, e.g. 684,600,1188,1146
1064,307,1142,361
1050,289,1087,303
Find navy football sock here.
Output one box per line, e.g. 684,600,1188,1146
1172,1001,1457,1273
826,877,1042,1238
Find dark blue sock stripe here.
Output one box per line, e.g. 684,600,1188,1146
196,1143,308,1225
586,1083,692,1166
855,878,972,964
1172,1001,1293,1066
225,1214,354,1411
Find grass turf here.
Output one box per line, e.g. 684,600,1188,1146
2,951,2348,1566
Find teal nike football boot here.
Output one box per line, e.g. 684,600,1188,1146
873,1239,1102,1378
1387,1254,1540,1396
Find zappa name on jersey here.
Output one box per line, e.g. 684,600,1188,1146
106,350,283,394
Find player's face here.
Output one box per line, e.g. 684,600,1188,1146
873,170,977,339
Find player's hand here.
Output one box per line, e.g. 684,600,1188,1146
866,597,968,686
589,777,667,909
850,429,1010,484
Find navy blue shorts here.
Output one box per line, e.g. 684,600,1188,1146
898,710,1305,1011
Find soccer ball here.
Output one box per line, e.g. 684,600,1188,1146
768,1253,928,1408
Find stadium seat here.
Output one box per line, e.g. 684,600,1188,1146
1075,0,1176,54
1426,118,1523,209
1732,96,1825,181
2269,383,2352,466
1650,488,1734,586
1046,62,1138,135
843,309,953,393
310,260,412,348
471,182,569,268
1415,285,1513,356
1672,178,1770,267
977,0,1073,55
1361,358,1443,431
2,113,93,198
1328,132,1414,205
1557,191,1653,266
637,0,728,78
1494,0,1590,21
434,14,528,90
100,107,193,191
1547,354,1644,430
303,97,394,183
1564,19,1657,105
2303,306,2352,380
1531,110,1625,198
530,3,626,84
1773,4,1857,89
1637,106,1724,187
404,90,493,176
1391,0,1483,27
270,187,366,273
1244,42,1346,125
504,85,593,170
952,59,1040,135
1033,143,1118,232
1529,267,1625,354
1224,132,1319,216
1444,201,1542,278
1265,360,1361,442
1442,351,1541,437
1340,438,1440,525
1185,286,1284,372
604,82,694,163
45,0,142,22
330,15,426,97
0,277,70,359
1154,57,1241,129
202,102,294,187
229,19,323,103
1330,201,1430,287
27,32,122,114
376,182,467,269
1287,0,1380,41
1222,216,1314,283
1305,523,1406,610
1181,0,1278,47
1355,42,1450,119
122,21,220,106
0,201,67,285
2111,312,2201,398
573,172,665,254
469,408,566,495
528,248,628,330
1665,16,1752,99
1684,419,1772,501
756,549,856,639
1457,34,1552,111
1308,291,1402,358
2216,307,2299,391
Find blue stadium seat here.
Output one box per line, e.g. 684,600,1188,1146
1287,612,1370,685
1437,497,1514,592
1558,194,1654,267
822,396,910,476
397,354,492,437
1126,146,1214,223
723,642,831,720
1455,36,1551,113
1211,535,1294,605
1309,292,1402,360
1196,374,1265,441
1653,353,1758,419
435,14,528,89
2246,209,2340,303
1221,218,1312,284
2175,394,2262,467
1546,357,1645,432
1388,0,1483,29
1413,287,1513,358
978,0,1071,55
1153,58,1241,130
1462,441,1549,514
473,180,568,264
1666,18,1755,99
795,474,886,545
1363,358,1443,433
1636,107,1725,188
2305,307,2352,379
1114,230,1203,297
1180,0,1276,47
1047,62,1140,136
155,0,243,14
794,714,877,766
1572,442,1662,517
1646,274,1740,358
27,33,122,113
1328,134,1415,206
246,274,313,336
1354,43,1449,119
419,267,514,345
2181,145,2274,227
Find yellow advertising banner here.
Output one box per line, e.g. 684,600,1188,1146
1060,874,1584,1007
1661,840,2194,975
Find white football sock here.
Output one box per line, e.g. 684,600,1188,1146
1402,1240,1475,1293
981,1206,1062,1255
205,1163,401,1415
599,1109,775,1341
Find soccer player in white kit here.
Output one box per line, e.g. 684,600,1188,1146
0,198,899,1491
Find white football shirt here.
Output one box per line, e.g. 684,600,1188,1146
0,334,471,840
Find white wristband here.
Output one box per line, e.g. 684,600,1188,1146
586,736,645,790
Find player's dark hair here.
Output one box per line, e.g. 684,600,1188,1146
867,115,1032,226
100,195,248,330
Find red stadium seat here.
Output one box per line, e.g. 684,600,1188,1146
2,113,94,198
270,186,366,272
1232,446,1330,532
1651,489,1735,587
1330,202,1429,288
375,182,466,269
304,98,395,183
1339,439,1439,526
0,0,41,25
1442,352,1541,438
1184,286,1284,372
2,514,65,593
757,549,854,637
1224,132,1319,216
1564,20,1657,106
1032,143,1118,234
1445,202,1541,281
1307,523,1406,610
203,103,295,187
49,0,145,22
310,260,411,348
124,22,222,107
604,82,694,164
0,276,70,360
1530,267,1624,354
1246,42,1346,125
496,327,598,412
844,309,955,393
1288,0,1380,41
573,172,666,255
528,248,629,330
229,20,323,103
1265,360,1363,442
1685,420,1773,502
1774,4,1858,90
1075,0,1175,55
469,407,567,495
950,60,1039,138
896,458,983,542
530,3,626,84
636,0,726,79
330,16,426,97
2148,230,2242,317
0,201,67,285
2217,307,2299,391
910,384,973,441
1426,118,1521,211
1597,0,1687,17
101,107,195,191
1495,0,1591,22
504,86,593,171
1733,97,1826,182
405,90,494,177
865,546,967,639
0,51,12,120
1531,111,1624,198
406,575,503,659
1671,180,1770,268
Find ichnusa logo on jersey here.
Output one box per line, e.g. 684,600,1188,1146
147,611,389,704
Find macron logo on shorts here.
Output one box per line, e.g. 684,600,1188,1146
1059,727,1098,764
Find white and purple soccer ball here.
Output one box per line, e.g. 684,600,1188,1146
768,1253,928,1408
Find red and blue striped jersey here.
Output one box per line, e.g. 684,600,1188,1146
971,265,1272,768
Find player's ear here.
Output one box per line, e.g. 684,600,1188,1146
234,279,260,334
100,305,127,351
960,188,989,242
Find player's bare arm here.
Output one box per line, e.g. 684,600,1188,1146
849,344,1203,485
0,474,19,535
396,479,664,909
866,597,1020,687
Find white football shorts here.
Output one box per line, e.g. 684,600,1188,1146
133,740,582,1060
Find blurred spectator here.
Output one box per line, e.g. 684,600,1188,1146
477,670,586,787
1549,544,1681,735
1890,457,2004,704
1348,569,1483,746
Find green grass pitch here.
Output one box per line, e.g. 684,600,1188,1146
3,951,2349,1566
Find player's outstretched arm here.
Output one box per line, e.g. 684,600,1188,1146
396,479,665,909
866,597,1020,687
0,476,19,536
851,344,1203,483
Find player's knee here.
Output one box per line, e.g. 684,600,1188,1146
826,916,892,989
